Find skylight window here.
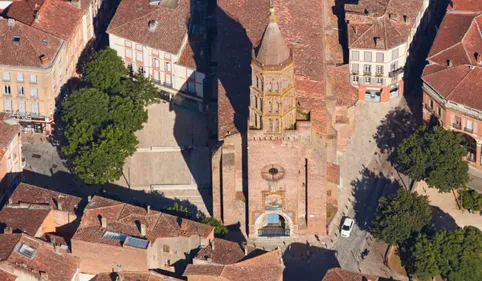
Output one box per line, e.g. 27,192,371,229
124,236,149,249
16,243,36,259
12,36,20,43
102,231,127,242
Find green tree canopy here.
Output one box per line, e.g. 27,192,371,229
83,48,127,91
198,212,229,236
394,126,469,192
371,188,432,244
459,188,482,211
409,226,482,281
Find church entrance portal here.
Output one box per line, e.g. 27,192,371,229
258,213,290,237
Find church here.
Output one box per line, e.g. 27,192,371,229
212,6,340,238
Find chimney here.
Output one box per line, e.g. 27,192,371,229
101,216,107,228
207,257,212,263
54,244,61,254
70,0,81,8
39,55,49,66
4,226,12,234
403,15,408,24
374,37,383,48
56,200,62,211
140,223,146,236
148,20,158,32
40,272,49,281
88,195,93,202
244,243,248,256
211,239,215,251
476,52,482,64
146,205,151,214
35,10,40,23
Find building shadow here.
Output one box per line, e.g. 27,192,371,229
402,0,450,120
351,168,401,231
373,107,418,155
282,242,340,281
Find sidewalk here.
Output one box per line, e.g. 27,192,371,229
467,165,482,194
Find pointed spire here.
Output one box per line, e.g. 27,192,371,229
255,7,291,66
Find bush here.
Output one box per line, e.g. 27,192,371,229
460,189,482,211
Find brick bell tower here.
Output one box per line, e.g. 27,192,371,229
246,8,327,239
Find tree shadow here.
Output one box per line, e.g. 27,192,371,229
351,168,401,231
430,206,458,231
373,107,418,155
282,242,340,281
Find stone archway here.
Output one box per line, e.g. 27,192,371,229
254,212,294,237
456,132,477,163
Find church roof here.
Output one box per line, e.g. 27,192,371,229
255,10,291,66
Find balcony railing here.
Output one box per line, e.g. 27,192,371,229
363,72,372,76
389,67,404,78
453,123,462,129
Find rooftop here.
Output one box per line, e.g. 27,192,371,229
72,196,214,247
0,233,79,281
195,238,265,265
184,250,284,281
107,0,191,55
346,0,424,50
0,207,50,236
9,183,82,213
93,271,182,281
322,268,379,281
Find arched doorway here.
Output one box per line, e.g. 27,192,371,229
458,133,477,163
255,212,293,237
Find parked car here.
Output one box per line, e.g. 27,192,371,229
340,217,355,238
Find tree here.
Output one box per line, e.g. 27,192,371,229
371,188,432,244
113,74,161,106
394,126,469,192
163,203,192,219
83,48,127,91
198,212,228,236
409,226,482,281
459,188,482,211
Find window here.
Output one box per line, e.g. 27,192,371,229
136,44,143,51
138,66,144,74
352,50,359,61
16,243,36,259
18,100,26,113
376,77,383,85
3,72,10,81
466,120,473,131
165,62,171,71
376,52,384,62
136,52,143,61
390,62,398,71
364,51,372,62
153,70,160,81
30,74,37,84
31,102,39,115
153,58,159,67
125,40,132,47
187,80,195,93
125,49,132,58
164,259,171,266
18,86,24,96
352,63,359,74
16,73,23,82
4,85,11,95
164,53,171,60
165,74,172,86
152,49,159,55
31,88,38,98
364,76,371,84
352,75,359,82
163,245,170,252
363,64,371,74
438,107,441,117
4,100,12,112
392,48,399,60
376,65,384,75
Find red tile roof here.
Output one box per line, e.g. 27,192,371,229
9,183,82,213
328,65,358,107
346,0,424,50
185,250,284,281
177,34,206,72
446,0,482,12
217,0,328,139
73,196,214,246
0,269,17,281
93,271,182,281
322,268,379,281
0,233,79,281
0,207,50,236
6,0,83,41
107,0,191,55
0,121,21,161
195,238,263,265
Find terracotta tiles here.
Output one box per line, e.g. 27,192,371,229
107,0,191,55
327,65,358,107
326,163,340,185
446,0,482,12
93,271,182,281
0,121,20,148
9,183,82,213
74,196,214,246
196,238,263,265
0,233,79,281
0,269,17,281
0,207,50,236
322,268,379,281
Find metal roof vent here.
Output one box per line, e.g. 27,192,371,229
148,20,158,32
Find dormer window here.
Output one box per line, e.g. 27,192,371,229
446,60,452,67
148,20,158,32
364,9,369,16
403,15,408,23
